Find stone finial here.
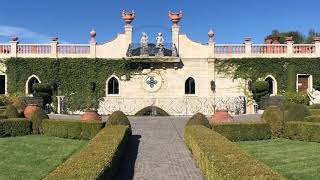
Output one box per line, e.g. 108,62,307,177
51,37,58,41
313,36,320,43
208,30,214,38
285,36,293,42
122,10,136,25
244,37,252,42
90,29,96,38
11,36,18,41
168,10,183,26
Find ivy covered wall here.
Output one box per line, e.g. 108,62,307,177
214,58,320,92
4,58,140,97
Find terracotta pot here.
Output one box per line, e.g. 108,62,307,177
168,11,183,25
210,109,233,124
24,104,39,119
81,110,101,121
122,10,135,24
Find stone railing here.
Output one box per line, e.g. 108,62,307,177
57,44,90,54
214,44,245,54
17,44,51,54
251,44,287,54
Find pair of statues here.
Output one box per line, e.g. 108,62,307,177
140,32,164,56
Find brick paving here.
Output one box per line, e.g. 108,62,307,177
114,116,203,180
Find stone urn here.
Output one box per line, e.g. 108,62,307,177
122,10,135,25
81,110,101,121
210,109,233,124
168,10,183,26
24,104,39,119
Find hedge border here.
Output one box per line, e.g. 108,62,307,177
184,125,286,180
0,118,31,137
44,125,131,180
284,121,320,142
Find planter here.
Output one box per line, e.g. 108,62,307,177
210,109,233,124
24,104,38,119
81,110,101,121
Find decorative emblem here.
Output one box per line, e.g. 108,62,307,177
146,76,158,88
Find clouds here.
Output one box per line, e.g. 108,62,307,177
0,25,69,43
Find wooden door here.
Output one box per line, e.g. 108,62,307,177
298,75,309,92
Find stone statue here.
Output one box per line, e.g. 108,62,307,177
156,32,164,56
308,88,320,104
140,32,149,56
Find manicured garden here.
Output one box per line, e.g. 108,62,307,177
0,135,87,180
238,138,320,180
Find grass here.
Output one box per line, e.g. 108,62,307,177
0,135,87,180
238,139,320,180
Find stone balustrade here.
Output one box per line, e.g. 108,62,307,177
214,45,245,54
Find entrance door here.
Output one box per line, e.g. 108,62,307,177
297,75,309,92
0,75,5,94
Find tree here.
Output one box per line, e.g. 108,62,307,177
265,29,320,44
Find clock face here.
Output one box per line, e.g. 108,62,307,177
142,73,162,92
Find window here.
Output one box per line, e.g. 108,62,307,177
26,75,40,94
108,77,119,94
185,77,195,94
0,75,5,94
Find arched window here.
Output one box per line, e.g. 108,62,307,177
26,75,41,94
108,77,119,94
185,77,195,94
265,75,277,96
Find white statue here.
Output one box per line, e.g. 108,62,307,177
156,32,164,47
140,32,149,56
308,88,320,104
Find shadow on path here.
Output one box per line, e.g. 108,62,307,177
114,134,141,180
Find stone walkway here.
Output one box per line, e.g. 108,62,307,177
114,116,203,180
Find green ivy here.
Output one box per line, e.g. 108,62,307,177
215,58,320,92
3,58,141,99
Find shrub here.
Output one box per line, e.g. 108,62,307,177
184,126,285,180
135,106,169,116
0,118,31,137
281,102,311,122
107,111,131,127
309,104,320,109
30,107,48,134
252,81,270,104
44,125,130,180
262,106,285,138
0,114,7,120
259,96,287,110
284,121,320,142
5,105,21,118
0,95,11,106
304,115,320,123
310,109,320,115
212,122,271,141
283,92,309,105
13,98,27,114
42,119,105,140
186,113,210,128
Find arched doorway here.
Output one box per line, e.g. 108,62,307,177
26,75,41,95
265,75,277,96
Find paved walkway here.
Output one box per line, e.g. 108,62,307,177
114,116,203,180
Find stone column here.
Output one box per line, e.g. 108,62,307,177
171,25,180,51
50,37,58,58
10,37,18,58
244,37,252,56
90,29,97,58
286,36,294,56
124,25,133,44
313,37,320,56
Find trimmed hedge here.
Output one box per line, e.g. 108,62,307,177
284,121,320,142
184,126,285,180
30,107,49,134
5,105,21,118
107,111,131,127
42,119,105,140
186,112,210,128
0,118,31,137
310,109,320,115
304,115,320,123
309,104,320,109
262,106,285,138
212,122,271,141
0,114,7,120
281,103,311,122
44,125,131,180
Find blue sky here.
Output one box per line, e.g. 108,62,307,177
0,0,320,44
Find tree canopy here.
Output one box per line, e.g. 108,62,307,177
265,29,320,44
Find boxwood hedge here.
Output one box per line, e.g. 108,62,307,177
304,115,320,123
42,119,105,140
0,118,31,137
44,125,131,180
212,122,271,141
184,126,285,180
284,121,320,142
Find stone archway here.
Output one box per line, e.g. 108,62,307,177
265,75,277,96
26,75,41,95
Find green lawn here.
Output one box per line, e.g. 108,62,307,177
238,139,320,180
0,135,87,180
